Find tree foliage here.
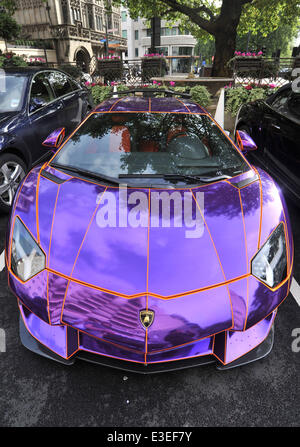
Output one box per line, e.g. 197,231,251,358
116,0,300,75
0,0,20,41
0,11,20,41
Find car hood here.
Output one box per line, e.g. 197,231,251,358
12,165,289,352
23,167,264,297
0,112,19,131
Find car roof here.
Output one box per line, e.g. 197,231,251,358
95,96,207,114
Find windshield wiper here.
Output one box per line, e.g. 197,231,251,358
50,163,121,186
119,173,231,184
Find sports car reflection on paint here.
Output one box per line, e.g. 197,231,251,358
6,96,293,372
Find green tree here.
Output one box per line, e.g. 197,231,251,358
0,12,20,41
0,0,20,42
116,0,300,76
236,22,300,58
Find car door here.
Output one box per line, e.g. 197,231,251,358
262,88,300,196
25,71,64,163
48,71,86,135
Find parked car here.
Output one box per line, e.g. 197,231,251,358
0,67,94,212
235,83,300,202
6,92,293,372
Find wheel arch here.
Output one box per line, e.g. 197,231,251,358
0,147,30,168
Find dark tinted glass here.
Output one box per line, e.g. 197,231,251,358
0,74,27,112
31,72,55,104
53,113,248,183
48,71,73,97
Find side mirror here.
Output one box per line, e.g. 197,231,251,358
236,130,257,153
29,97,47,113
42,127,66,151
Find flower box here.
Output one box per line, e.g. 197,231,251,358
141,57,167,82
97,59,123,82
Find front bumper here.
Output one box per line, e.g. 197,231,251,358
19,302,276,373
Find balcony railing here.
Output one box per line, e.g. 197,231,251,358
50,24,127,47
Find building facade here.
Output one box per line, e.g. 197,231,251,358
12,0,126,70
121,8,197,73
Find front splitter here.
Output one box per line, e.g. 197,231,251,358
19,314,275,373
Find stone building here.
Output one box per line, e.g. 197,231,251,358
13,0,127,70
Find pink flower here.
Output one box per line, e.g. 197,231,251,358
153,80,157,84
258,51,263,56
242,53,246,57
85,81,90,86
245,85,252,90
269,83,276,89
170,81,175,86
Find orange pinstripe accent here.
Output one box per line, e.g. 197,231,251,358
18,299,68,359
219,311,277,366
47,185,61,268
47,112,93,165
35,172,40,243
8,169,32,266
42,128,65,148
144,329,148,364
41,267,251,299
175,97,191,113
254,167,263,250
57,320,145,354
109,97,124,112
59,186,108,323
144,188,151,363
208,115,253,171
238,190,250,331
148,326,229,355
46,184,61,324
226,176,258,190
191,189,235,328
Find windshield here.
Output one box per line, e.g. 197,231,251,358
0,74,27,113
52,112,249,184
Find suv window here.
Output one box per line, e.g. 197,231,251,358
30,72,55,104
69,78,80,91
48,71,73,97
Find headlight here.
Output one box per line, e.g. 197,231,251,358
11,217,45,281
251,223,287,288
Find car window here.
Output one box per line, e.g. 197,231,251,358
287,94,300,123
69,78,80,91
48,71,73,97
52,113,249,184
270,89,291,113
0,74,27,113
271,89,300,123
30,72,55,104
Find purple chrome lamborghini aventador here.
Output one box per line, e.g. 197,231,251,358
6,91,293,372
